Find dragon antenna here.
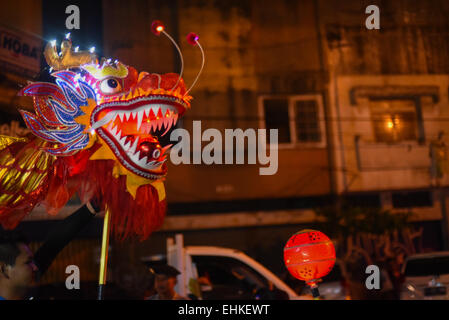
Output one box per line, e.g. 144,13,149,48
185,32,205,96
151,20,184,91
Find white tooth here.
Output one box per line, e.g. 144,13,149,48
145,124,151,134
150,121,156,133
139,156,148,166
132,151,141,162
118,113,124,122
144,108,150,118
161,121,171,137
110,125,117,136
129,137,139,154
120,136,126,146
169,116,175,128
173,113,179,126
125,112,131,121
157,118,163,130
124,140,131,150
116,130,122,139
137,110,144,131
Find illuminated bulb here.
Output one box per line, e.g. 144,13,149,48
65,32,71,39
49,67,53,73
186,32,200,46
387,121,394,129
50,40,56,47
74,46,79,52
89,46,95,53
151,20,165,36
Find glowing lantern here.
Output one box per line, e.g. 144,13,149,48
284,229,336,297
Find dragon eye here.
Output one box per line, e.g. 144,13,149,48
100,78,122,94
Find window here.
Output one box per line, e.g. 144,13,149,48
259,95,325,147
392,191,433,208
369,99,421,143
343,193,381,207
404,256,449,277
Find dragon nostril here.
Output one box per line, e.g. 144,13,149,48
152,149,161,159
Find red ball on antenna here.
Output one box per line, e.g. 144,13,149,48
284,229,335,287
186,32,200,46
151,20,165,36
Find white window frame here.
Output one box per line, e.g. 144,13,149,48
257,94,326,149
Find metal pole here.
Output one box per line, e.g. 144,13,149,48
98,207,111,300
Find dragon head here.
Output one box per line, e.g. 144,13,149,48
79,60,191,180
19,26,203,199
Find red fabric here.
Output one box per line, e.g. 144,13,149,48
0,140,166,241
76,159,166,241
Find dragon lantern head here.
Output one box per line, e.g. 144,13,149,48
18,23,204,199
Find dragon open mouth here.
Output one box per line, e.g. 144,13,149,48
92,95,186,179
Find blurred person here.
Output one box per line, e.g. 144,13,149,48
146,264,189,300
112,261,154,299
0,201,101,300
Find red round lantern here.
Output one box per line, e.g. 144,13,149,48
284,229,336,289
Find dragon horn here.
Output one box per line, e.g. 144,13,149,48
44,40,98,71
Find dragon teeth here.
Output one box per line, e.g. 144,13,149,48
129,137,139,154
157,118,163,130
136,110,144,131
132,150,141,162
139,156,148,166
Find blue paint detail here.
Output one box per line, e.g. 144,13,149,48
25,70,98,154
